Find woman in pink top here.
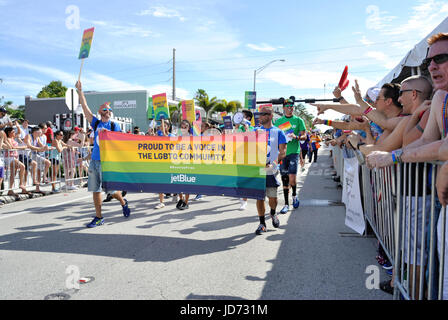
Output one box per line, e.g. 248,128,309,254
4,127,29,195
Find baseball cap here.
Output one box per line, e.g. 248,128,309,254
283,99,294,107
0,107,7,113
74,126,81,131
366,87,380,103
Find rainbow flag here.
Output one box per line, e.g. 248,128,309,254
99,131,268,199
192,121,201,136
278,121,293,134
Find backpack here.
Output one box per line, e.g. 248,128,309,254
93,119,117,132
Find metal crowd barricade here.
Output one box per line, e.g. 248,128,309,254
332,144,344,183
0,146,92,197
332,146,446,300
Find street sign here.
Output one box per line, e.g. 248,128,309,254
65,88,79,109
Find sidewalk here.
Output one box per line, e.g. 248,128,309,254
260,146,392,299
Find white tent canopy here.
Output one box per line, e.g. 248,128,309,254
376,17,448,88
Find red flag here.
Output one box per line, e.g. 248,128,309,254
340,78,350,91
338,66,349,91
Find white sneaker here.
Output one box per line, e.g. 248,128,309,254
239,199,247,210
67,185,78,191
155,203,165,209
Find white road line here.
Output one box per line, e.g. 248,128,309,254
0,195,92,220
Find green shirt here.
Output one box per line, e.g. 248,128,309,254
274,115,306,155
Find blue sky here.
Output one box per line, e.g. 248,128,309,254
1,0,447,120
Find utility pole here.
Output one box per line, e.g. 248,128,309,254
172,48,176,101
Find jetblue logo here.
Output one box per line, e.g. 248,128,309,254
170,174,197,184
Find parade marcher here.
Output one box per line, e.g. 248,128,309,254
255,105,287,235
274,99,306,214
76,80,130,228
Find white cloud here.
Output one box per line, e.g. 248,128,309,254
246,43,278,52
365,5,397,31
377,1,448,37
365,51,398,69
138,6,186,22
360,35,374,46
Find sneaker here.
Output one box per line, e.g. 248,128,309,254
176,199,184,209
239,199,247,210
122,199,131,218
154,202,165,209
87,216,104,228
179,202,189,210
279,205,289,214
193,194,203,201
67,185,78,191
122,190,127,197
292,196,300,209
379,280,394,295
271,214,280,228
52,188,61,193
255,224,267,235
103,193,113,203
382,261,393,270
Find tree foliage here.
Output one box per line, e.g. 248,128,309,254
37,80,67,98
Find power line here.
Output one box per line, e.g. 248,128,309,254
175,38,420,64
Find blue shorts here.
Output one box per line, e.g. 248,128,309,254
280,153,299,176
88,160,102,193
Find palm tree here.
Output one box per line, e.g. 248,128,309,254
194,89,220,121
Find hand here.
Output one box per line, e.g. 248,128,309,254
333,86,342,99
436,162,448,207
75,80,82,92
414,100,431,115
352,79,364,105
438,139,448,161
313,118,324,126
366,151,393,169
310,103,329,115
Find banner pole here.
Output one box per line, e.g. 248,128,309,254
78,59,85,82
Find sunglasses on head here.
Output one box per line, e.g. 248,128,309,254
421,53,448,70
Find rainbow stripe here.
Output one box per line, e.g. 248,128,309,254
99,131,268,199
278,121,293,133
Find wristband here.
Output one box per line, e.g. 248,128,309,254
324,120,332,126
363,107,373,115
391,153,397,164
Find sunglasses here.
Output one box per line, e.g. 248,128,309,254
421,53,448,70
399,89,422,96
102,108,112,112
259,112,272,116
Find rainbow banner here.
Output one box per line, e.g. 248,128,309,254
99,130,268,199
278,121,293,134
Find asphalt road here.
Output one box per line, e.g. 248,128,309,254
0,147,392,300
